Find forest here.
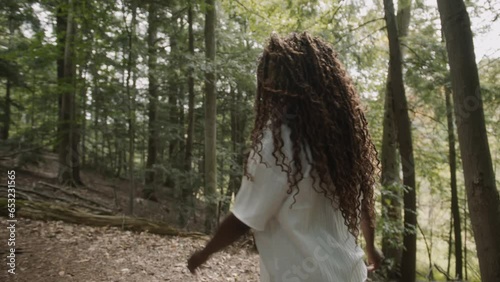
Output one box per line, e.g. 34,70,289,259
0,0,499,281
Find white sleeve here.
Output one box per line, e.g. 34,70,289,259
232,127,292,231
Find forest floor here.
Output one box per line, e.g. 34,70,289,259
0,218,259,282
0,152,260,281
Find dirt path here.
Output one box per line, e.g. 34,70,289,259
0,218,260,282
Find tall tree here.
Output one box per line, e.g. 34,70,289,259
445,84,463,279
57,0,81,186
383,0,417,281
55,1,66,153
0,3,17,141
204,0,217,233
145,1,159,197
380,0,412,279
124,0,138,214
437,1,500,281
222,86,246,214
181,0,196,225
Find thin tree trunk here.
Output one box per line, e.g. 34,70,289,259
464,198,468,280
71,47,82,185
180,0,196,226
383,0,417,281
1,79,11,140
145,2,158,195
381,1,412,277
124,3,137,215
81,73,87,168
380,73,402,280
168,89,178,160
92,64,99,168
1,5,16,141
445,85,463,279
222,87,245,214
204,0,217,234
56,2,66,153
58,0,80,186
164,33,180,191
446,218,452,277
438,2,500,281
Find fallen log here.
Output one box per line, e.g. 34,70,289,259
0,199,205,238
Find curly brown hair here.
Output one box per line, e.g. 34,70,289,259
246,32,380,239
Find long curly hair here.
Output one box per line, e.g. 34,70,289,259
247,32,380,239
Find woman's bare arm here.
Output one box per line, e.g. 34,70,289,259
361,208,384,271
187,213,250,273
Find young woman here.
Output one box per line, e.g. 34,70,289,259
188,32,383,281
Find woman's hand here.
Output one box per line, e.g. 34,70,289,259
187,249,209,274
366,247,384,272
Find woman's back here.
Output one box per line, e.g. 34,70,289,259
233,124,367,282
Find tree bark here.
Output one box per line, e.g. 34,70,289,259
437,1,500,281
383,0,417,281
145,2,159,193
204,0,217,234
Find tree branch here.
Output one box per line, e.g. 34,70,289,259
334,17,385,44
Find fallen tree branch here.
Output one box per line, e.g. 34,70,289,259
0,146,45,159
0,185,113,215
36,181,109,209
434,263,453,281
13,190,33,201
0,199,205,238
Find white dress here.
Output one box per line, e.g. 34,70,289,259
232,124,367,282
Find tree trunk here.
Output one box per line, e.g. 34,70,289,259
180,0,196,226
92,64,99,168
124,3,137,215
163,30,181,192
81,70,87,168
437,1,500,281
464,198,468,281
145,2,158,195
71,53,82,185
1,6,16,141
1,79,11,140
204,0,217,234
380,1,411,279
445,85,463,279
56,3,66,153
222,87,246,214
446,217,452,277
58,0,80,186
167,87,178,160
380,73,403,280
383,0,417,281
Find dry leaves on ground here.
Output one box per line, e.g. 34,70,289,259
0,218,260,282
